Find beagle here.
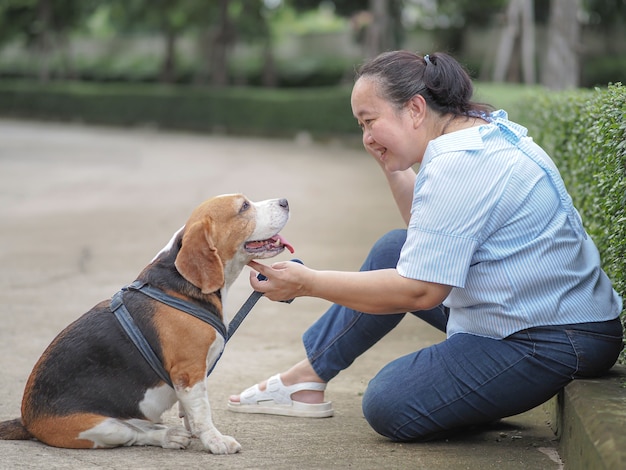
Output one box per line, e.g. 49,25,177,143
0,194,293,454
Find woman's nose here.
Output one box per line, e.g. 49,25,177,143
363,131,374,145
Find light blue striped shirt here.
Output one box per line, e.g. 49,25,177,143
397,110,622,339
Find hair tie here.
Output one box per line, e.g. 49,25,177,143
424,54,432,66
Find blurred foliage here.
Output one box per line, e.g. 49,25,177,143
0,47,356,86
435,0,508,26
582,56,626,89
0,79,544,138
583,0,626,27
0,79,358,136
473,82,544,119
0,0,623,87
103,0,213,34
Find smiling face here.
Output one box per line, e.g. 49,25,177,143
351,77,430,171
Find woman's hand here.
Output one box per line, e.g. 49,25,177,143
248,259,312,302
363,135,416,225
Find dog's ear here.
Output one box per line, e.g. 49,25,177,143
175,218,224,294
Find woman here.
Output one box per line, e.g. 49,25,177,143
228,51,623,441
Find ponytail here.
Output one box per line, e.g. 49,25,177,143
355,51,493,117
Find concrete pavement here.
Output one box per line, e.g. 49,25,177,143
0,119,562,469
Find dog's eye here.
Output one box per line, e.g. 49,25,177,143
239,200,250,213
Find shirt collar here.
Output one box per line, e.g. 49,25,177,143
422,110,528,167
488,109,529,143
422,122,486,167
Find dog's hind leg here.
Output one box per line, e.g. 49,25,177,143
78,418,192,449
26,413,189,449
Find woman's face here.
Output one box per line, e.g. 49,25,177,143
351,77,425,171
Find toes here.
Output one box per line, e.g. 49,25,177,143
230,380,268,404
223,435,242,454
163,426,192,449
207,435,241,454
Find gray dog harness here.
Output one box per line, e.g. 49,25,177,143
109,259,302,388
110,280,227,387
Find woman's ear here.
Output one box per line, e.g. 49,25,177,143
407,94,427,128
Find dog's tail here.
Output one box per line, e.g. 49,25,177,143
0,418,33,440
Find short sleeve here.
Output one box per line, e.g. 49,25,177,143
397,228,478,287
396,140,511,287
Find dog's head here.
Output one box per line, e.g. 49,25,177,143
174,194,292,294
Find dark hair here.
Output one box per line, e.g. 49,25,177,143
355,50,493,117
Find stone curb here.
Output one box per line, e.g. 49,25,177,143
544,364,626,470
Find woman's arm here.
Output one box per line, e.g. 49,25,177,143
248,260,452,314
364,139,417,225
384,168,417,225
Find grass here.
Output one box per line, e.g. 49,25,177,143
474,82,544,121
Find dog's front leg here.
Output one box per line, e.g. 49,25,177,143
176,380,241,454
178,401,191,432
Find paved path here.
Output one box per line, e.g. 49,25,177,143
0,119,562,469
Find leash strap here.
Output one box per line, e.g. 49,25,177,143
110,290,174,387
227,259,303,340
227,291,264,339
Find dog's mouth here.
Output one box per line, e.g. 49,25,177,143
244,234,294,256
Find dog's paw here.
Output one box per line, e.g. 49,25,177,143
205,433,241,454
162,426,192,449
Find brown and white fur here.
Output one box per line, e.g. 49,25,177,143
0,194,292,454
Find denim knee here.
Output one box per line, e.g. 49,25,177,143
361,374,408,441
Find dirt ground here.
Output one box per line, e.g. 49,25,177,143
0,119,562,469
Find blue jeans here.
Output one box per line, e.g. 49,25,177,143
303,229,624,441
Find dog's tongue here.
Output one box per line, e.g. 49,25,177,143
276,234,295,254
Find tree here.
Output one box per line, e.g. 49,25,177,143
236,0,276,87
0,0,89,81
542,0,581,89
291,0,403,58
363,0,401,58
492,0,535,84
107,0,214,84
205,0,274,87
208,0,234,87
583,0,626,55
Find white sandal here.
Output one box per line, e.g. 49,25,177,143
227,374,334,418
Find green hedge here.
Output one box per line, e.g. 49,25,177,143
0,80,358,138
517,83,626,360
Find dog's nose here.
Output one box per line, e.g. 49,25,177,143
279,198,289,210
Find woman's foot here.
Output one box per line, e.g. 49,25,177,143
227,360,333,418
229,359,326,404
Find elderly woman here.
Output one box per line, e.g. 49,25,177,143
228,51,623,442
